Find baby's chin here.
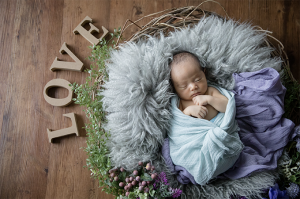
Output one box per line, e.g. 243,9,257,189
180,97,193,101
182,97,196,101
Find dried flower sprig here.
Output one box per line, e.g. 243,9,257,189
112,162,181,199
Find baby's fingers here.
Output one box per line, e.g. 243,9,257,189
201,106,208,115
198,113,204,119
198,110,206,118
199,109,206,118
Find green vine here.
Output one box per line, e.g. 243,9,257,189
71,27,123,197
282,67,300,125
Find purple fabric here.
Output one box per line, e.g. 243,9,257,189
162,67,296,184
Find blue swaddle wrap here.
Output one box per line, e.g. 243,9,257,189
168,85,244,185
210,112,220,123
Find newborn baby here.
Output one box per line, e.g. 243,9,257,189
170,52,228,121
166,51,244,185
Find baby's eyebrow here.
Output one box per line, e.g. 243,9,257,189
175,81,187,85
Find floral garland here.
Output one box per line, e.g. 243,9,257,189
72,29,300,199
72,29,182,198
109,161,182,199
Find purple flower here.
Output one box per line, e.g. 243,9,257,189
263,183,289,199
153,172,168,190
171,188,182,198
153,181,157,189
157,172,168,185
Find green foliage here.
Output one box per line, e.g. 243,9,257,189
71,27,122,198
278,67,300,189
288,150,300,184
278,143,300,189
71,27,181,199
282,67,300,124
141,173,152,181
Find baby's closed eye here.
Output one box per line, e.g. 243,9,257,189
195,77,203,82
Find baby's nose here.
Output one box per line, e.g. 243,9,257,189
190,83,197,90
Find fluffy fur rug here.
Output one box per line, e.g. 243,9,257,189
102,15,283,198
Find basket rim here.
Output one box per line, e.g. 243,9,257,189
115,2,296,83
84,3,300,198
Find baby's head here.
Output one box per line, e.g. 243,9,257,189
170,52,208,101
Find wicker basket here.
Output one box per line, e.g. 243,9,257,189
92,2,300,199
112,2,299,124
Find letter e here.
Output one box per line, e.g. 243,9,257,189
73,16,108,45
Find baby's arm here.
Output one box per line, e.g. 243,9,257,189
183,105,208,119
193,87,228,112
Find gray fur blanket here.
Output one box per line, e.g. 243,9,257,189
102,15,283,198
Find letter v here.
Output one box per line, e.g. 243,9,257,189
50,42,84,72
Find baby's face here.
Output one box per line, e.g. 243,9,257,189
171,58,208,101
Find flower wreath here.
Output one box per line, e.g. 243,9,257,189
72,5,300,199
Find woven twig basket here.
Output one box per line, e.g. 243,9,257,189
111,1,299,124
90,2,300,198
118,3,292,74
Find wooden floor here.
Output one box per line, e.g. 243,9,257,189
0,0,299,198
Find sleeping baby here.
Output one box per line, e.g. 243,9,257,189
167,51,244,185
170,52,228,121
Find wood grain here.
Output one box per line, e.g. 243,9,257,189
0,0,299,198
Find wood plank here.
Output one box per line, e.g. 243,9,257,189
0,1,299,199
0,0,50,198
44,0,112,198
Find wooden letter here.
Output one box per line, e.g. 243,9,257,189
73,16,109,45
47,113,79,143
43,79,73,107
50,42,84,72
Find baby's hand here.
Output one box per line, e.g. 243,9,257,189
193,95,209,106
183,105,208,119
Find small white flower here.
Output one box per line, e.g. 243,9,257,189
286,183,300,199
290,167,298,173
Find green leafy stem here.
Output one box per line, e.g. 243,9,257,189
71,28,124,197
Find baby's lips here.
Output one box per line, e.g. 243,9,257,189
191,93,200,98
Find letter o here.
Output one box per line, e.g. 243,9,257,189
43,79,73,106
